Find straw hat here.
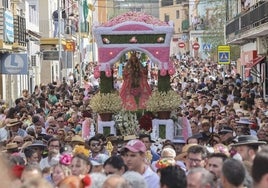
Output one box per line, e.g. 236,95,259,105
71,135,85,144
2,143,19,153
6,143,18,150
6,119,22,127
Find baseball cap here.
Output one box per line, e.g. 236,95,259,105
123,139,146,153
90,154,109,166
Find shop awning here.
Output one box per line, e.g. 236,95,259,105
246,56,265,69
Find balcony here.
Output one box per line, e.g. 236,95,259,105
13,15,27,51
225,1,268,44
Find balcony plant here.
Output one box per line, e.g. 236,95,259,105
146,90,181,119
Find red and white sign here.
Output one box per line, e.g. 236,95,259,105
178,42,185,48
192,42,200,50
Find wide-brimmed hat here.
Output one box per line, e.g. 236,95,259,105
71,135,85,144
26,140,47,149
3,143,19,153
6,119,22,127
6,143,19,150
218,127,233,135
235,117,253,125
230,135,266,147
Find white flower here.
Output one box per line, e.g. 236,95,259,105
146,90,181,112
115,111,140,136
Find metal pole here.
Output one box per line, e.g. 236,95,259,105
92,0,97,63
58,0,62,81
79,0,83,87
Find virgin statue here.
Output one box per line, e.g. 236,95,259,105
120,52,152,111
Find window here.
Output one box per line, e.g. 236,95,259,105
29,5,38,25
2,0,8,8
161,0,173,7
176,10,180,19
31,55,36,67
164,14,170,23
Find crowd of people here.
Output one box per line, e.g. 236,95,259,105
0,53,268,188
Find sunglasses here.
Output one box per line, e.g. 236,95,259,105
91,143,101,147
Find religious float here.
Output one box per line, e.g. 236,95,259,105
90,12,189,141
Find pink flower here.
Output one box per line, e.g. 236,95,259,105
60,154,72,166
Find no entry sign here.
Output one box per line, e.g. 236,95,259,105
178,42,185,48
192,42,200,50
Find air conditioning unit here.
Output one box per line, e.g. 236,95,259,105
257,37,268,55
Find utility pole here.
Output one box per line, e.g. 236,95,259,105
78,0,83,86
58,0,63,81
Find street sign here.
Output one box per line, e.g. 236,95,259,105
218,45,230,65
43,51,59,60
192,42,200,50
202,43,212,51
178,42,185,48
1,53,28,75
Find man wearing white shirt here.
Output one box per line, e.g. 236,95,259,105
39,137,60,170
123,139,160,188
88,74,99,91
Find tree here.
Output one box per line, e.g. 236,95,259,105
200,0,240,61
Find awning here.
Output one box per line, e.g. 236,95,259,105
27,30,42,41
246,56,265,69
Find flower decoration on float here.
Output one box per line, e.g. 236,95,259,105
100,12,169,27
160,68,167,76
168,61,175,75
160,62,169,76
157,37,164,43
114,111,140,136
89,92,122,114
139,112,154,131
94,65,100,78
102,38,110,44
105,63,112,77
146,90,181,112
129,36,137,43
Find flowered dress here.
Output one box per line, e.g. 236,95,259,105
120,61,152,111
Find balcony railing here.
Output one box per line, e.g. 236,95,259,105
14,15,26,46
225,1,268,41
